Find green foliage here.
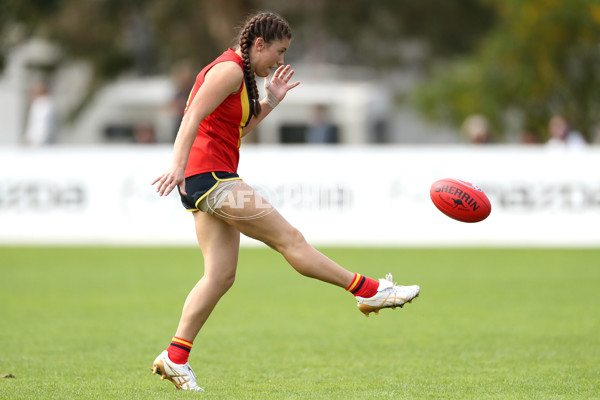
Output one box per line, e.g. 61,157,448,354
1,0,498,126
0,0,240,118
2,0,496,75
1,247,599,399
273,0,495,69
316,0,496,64
412,0,600,141
4,0,598,141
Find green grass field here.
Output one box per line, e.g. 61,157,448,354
1,247,599,399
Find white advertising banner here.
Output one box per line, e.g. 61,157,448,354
0,145,599,247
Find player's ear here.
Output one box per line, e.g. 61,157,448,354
255,37,265,51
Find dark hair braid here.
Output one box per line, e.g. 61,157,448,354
238,12,292,117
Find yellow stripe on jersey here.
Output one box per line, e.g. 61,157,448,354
184,87,194,113
238,80,250,147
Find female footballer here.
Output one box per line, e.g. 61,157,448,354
151,11,420,391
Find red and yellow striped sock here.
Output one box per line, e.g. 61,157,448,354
346,273,379,298
167,336,193,364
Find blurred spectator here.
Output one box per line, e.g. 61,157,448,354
306,104,338,144
133,123,156,144
461,114,491,144
519,129,539,145
128,10,156,76
371,117,389,144
23,82,57,146
170,63,194,140
546,115,586,149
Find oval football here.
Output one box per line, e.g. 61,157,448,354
430,178,491,223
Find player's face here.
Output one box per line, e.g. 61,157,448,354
253,38,291,78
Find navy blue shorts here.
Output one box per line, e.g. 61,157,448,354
178,171,241,211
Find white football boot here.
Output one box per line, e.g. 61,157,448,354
152,350,204,391
355,273,420,317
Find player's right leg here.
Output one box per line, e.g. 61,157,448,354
213,181,420,316
214,181,354,288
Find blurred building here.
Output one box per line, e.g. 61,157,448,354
0,39,59,145
0,38,93,145
255,64,391,145
0,38,459,146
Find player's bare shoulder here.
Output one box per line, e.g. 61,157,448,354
204,61,244,95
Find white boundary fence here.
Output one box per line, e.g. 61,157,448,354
1,145,599,247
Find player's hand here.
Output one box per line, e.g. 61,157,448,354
264,65,300,103
152,168,187,196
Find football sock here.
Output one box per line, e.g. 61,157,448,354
167,336,193,364
346,273,379,298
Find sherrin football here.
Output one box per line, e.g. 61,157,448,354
430,178,491,223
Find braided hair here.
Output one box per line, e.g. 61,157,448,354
237,12,292,117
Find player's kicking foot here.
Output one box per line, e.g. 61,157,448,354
152,350,204,391
355,273,420,317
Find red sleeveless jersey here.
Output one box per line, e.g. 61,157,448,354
184,48,253,177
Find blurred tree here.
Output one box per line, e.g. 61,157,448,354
1,0,495,73
411,0,600,142
0,0,253,75
280,0,496,66
1,0,496,121
0,0,253,118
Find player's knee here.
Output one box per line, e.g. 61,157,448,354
206,271,236,292
221,274,236,291
272,227,310,267
221,272,236,291
278,226,305,250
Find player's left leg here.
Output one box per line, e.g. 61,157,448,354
153,211,240,391
176,210,241,340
